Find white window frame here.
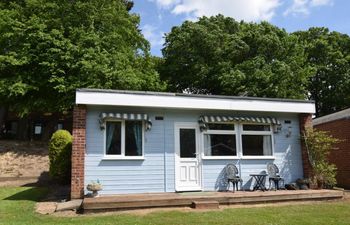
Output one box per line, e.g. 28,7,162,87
201,122,275,160
201,123,239,159
102,119,145,160
239,123,275,159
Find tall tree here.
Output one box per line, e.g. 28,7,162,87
160,15,312,99
295,28,350,117
0,0,164,115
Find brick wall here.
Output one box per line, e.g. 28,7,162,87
314,118,350,189
71,105,86,199
299,113,313,179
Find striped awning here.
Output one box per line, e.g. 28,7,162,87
99,113,152,130
199,115,281,131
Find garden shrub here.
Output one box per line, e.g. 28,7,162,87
48,130,73,184
302,128,340,188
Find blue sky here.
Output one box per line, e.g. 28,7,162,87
131,0,349,56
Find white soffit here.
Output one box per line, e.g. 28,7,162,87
76,90,315,114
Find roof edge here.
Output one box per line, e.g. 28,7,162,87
313,108,350,125
77,88,314,104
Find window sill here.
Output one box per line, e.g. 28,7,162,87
202,156,240,160
240,156,275,160
101,156,145,160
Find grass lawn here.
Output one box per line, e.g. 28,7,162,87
1,187,350,225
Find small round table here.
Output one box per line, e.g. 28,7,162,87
250,174,268,191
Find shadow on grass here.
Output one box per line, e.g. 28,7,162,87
4,187,48,201
21,171,51,187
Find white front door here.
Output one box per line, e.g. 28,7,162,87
175,123,202,191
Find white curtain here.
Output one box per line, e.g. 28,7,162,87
204,134,212,156
263,135,272,156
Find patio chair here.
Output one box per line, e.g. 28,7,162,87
225,164,243,192
267,163,284,190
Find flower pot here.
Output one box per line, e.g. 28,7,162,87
87,183,103,197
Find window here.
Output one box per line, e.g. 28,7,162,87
203,123,237,157
243,124,270,131
57,123,64,130
34,123,42,135
204,134,237,156
4,121,18,139
201,123,274,159
180,128,196,158
208,123,235,130
241,124,273,156
106,121,122,155
125,121,143,156
105,120,143,157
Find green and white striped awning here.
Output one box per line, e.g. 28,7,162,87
199,115,281,131
99,113,152,130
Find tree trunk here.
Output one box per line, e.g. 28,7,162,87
17,117,30,140
0,107,8,137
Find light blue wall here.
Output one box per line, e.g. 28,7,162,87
85,106,167,194
85,106,303,195
201,113,303,191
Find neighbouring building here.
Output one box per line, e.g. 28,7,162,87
313,108,350,189
0,110,72,141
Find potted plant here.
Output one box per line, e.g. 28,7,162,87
87,180,103,197
296,178,310,190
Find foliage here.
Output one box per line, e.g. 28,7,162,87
294,28,350,117
48,129,72,184
2,186,350,224
0,0,164,116
302,128,340,188
160,15,312,99
87,179,103,193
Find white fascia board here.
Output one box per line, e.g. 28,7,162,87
76,91,315,114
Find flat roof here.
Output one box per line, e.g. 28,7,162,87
76,88,316,114
78,88,314,103
313,108,350,125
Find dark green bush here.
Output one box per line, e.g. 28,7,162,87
48,130,73,184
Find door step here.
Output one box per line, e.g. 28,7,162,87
192,200,219,209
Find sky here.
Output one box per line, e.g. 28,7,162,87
131,0,350,56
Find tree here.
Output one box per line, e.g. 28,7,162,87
160,15,312,99
294,28,350,117
0,0,165,116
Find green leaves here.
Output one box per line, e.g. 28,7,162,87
295,28,350,116
49,129,73,184
161,15,350,114
161,15,311,99
302,128,340,188
0,0,164,115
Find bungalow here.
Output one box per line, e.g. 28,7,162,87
71,89,315,199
